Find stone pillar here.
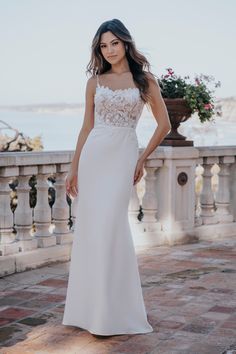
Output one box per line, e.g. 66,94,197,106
128,185,140,223
200,157,218,224
128,184,145,247
142,165,160,224
156,146,199,244
0,167,19,255
136,158,163,246
70,195,78,232
15,166,38,251
229,160,236,221
215,156,235,223
34,164,57,247
52,164,73,244
194,164,203,226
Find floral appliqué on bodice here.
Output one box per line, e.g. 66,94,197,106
94,75,145,129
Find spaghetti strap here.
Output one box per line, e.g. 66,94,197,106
96,73,100,88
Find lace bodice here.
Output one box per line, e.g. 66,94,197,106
94,75,144,129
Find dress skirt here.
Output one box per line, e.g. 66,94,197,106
62,124,153,335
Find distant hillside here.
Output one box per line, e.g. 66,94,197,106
0,103,84,114
0,97,235,121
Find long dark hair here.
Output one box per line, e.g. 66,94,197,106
86,18,157,105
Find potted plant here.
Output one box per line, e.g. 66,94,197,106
158,68,221,146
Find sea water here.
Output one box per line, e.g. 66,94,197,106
0,110,235,151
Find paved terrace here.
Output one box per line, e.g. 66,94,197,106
0,236,236,354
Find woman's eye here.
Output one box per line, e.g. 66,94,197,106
100,41,118,49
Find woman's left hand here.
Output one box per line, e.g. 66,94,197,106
133,159,144,185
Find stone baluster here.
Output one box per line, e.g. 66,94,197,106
128,181,148,247
199,157,218,224
34,165,57,247
229,159,236,221
70,196,78,232
215,156,235,223
52,165,72,244
142,159,163,235
194,163,203,226
128,184,140,223
14,166,37,251
0,167,19,256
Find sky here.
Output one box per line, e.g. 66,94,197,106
0,0,235,105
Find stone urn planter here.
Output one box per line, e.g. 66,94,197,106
160,98,193,146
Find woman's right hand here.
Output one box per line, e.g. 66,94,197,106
65,171,78,198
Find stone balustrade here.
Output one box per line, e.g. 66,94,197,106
0,146,236,276
129,145,236,247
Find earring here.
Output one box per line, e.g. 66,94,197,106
125,44,128,51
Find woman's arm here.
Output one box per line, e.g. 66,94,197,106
70,77,96,173
133,73,171,185
66,76,96,197
138,73,171,163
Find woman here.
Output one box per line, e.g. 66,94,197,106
62,18,171,336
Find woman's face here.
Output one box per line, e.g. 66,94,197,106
99,31,126,64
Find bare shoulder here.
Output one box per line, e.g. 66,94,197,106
86,75,97,88
86,75,97,96
144,71,158,84
144,71,161,93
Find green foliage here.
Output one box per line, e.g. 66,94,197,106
158,68,222,123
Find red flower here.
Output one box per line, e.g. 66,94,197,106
204,103,213,110
167,68,174,76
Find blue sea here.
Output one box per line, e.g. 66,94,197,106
0,110,235,151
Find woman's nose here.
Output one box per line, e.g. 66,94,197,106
107,46,114,53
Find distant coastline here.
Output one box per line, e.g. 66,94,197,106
0,103,85,115
0,96,235,122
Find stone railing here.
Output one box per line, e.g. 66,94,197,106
0,146,236,276
129,146,236,246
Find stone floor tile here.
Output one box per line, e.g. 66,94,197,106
109,332,161,354
36,278,68,288
162,315,188,324
181,342,226,354
204,333,236,348
25,285,56,293
0,323,31,347
210,326,236,338
200,312,231,321
17,299,58,311
43,262,70,275
180,315,220,335
0,307,35,320
0,319,12,327
18,312,55,327
154,317,185,329
181,322,215,335
0,235,236,353
221,321,236,329
209,305,236,313
227,313,236,321
2,269,56,285
37,294,65,302
48,287,67,296
4,290,42,300
209,287,235,294
0,297,25,307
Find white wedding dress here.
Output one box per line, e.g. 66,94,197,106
62,74,153,335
